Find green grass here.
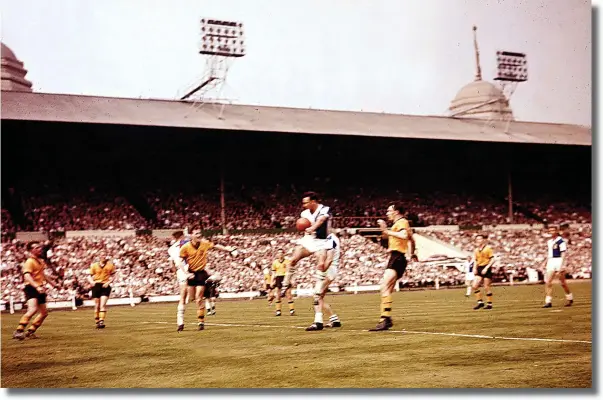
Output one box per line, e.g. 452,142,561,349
1,281,592,388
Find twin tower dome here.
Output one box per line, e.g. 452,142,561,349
448,26,514,121
1,42,33,92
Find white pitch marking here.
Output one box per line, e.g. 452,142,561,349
140,321,592,344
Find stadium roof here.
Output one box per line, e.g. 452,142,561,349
0,91,591,146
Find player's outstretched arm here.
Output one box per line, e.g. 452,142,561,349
305,216,328,234
213,244,237,255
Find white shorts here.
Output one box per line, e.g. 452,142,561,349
546,258,563,273
298,235,331,254
176,269,188,285
465,272,475,282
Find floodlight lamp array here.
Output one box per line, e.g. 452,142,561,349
200,19,246,57
494,50,528,82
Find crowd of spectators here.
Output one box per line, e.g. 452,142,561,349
1,208,15,234
1,224,592,303
21,187,149,232
0,184,591,234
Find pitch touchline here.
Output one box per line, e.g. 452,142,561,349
140,321,592,344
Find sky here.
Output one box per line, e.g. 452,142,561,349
0,0,593,125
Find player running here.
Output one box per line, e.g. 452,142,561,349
88,256,116,329
271,251,295,316
281,192,332,297
13,242,60,340
369,204,415,331
178,227,236,331
169,230,192,332
306,232,343,331
542,225,573,308
471,234,495,310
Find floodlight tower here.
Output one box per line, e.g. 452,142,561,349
493,49,528,128
180,18,246,119
493,51,527,225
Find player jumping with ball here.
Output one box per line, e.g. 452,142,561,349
280,192,332,298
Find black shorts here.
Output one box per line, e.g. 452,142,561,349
24,285,47,304
274,275,285,289
387,251,408,279
91,283,112,298
264,283,272,291
476,266,493,280
205,284,218,298
187,269,210,287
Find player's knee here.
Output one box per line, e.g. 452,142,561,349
312,295,320,306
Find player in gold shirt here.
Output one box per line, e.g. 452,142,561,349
13,241,60,340
178,227,236,331
87,256,116,329
471,234,495,310
370,204,416,331
271,250,295,316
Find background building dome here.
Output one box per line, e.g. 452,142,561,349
1,42,33,92
449,80,514,120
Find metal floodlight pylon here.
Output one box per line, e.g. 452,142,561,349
491,50,528,132
179,18,246,119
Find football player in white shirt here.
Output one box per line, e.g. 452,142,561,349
281,192,332,296
542,225,573,308
464,255,475,297
168,230,192,332
306,232,342,331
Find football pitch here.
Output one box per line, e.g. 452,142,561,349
1,281,592,388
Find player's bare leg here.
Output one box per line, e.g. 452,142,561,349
98,295,109,328
369,269,398,331
285,287,295,316
281,246,311,296
543,270,556,308
274,282,283,316
195,286,206,330
306,249,331,330
558,271,574,306
318,249,341,328
13,298,39,340
176,283,188,332
483,278,493,309
93,297,101,327
321,280,341,328
25,302,48,339
267,285,275,305
472,276,485,309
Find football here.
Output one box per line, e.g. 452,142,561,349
296,217,312,232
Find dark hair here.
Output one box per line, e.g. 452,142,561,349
476,234,487,239
302,191,319,201
172,230,184,240
389,204,405,215
26,241,40,251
